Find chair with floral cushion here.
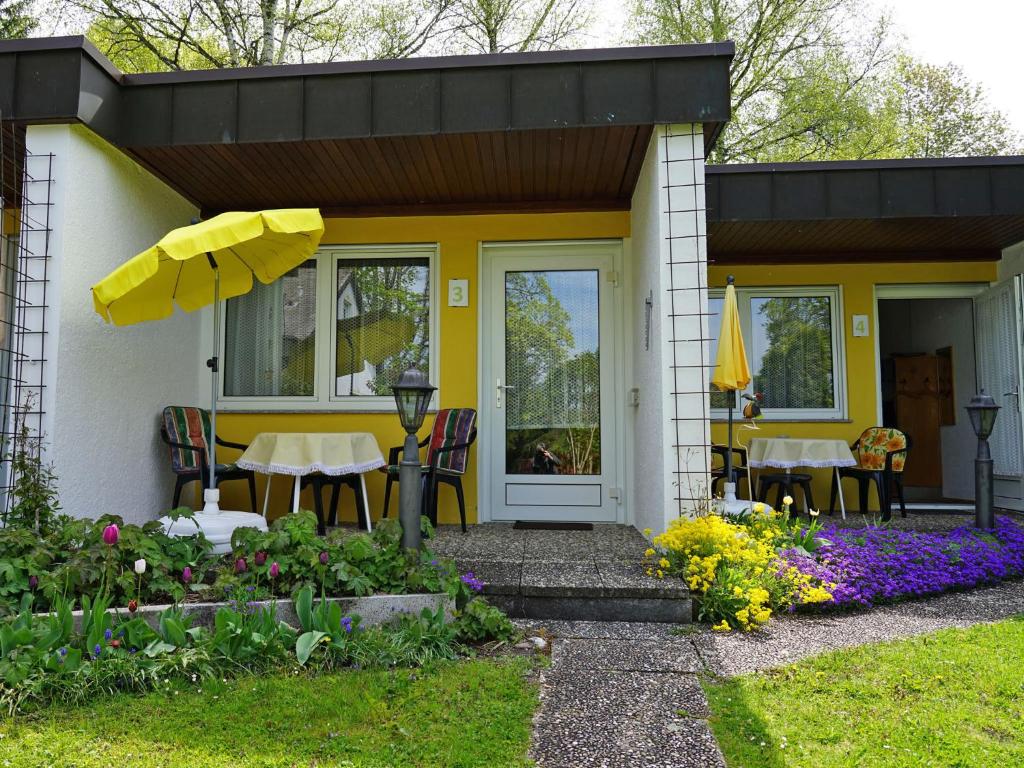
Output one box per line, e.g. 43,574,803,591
829,426,911,521
380,408,477,532
160,406,257,512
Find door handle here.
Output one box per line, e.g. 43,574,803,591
496,378,514,409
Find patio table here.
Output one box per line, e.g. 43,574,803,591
236,432,385,530
747,437,857,519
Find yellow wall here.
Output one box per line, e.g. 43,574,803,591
708,260,998,511
216,212,630,523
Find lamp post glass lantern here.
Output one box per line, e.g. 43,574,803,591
966,390,1000,530
392,369,436,549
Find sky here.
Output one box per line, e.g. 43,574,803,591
590,0,1024,135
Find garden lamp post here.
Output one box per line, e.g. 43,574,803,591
966,390,1000,530
392,368,436,550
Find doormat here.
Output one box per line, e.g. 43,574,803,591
512,521,594,531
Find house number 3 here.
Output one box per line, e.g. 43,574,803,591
448,279,469,307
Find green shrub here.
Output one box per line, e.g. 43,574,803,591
453,598,518,644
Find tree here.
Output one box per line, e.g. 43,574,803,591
889,56,1021,158
65,0,453,71
628,0,1020,162
444,0,592,54
753,296,834,410
1,0,36,39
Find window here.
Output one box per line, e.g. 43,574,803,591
220,246,437,410
708,286,845,420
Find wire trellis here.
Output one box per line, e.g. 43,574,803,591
0,121,54,520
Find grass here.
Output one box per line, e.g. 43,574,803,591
0,658,538,768
704,616,1024,767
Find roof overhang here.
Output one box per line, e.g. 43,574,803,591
706,157,1024,264
0,36,734,215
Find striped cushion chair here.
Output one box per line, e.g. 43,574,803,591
380,408,478,532
829,427,911,521
160,406,258,512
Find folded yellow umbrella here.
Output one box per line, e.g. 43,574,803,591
711,276,751,500
711,277,751,392
90,209,324,513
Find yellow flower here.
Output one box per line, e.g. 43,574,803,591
644,548,655,557
658,558,670,569
656,569,664,579
712,619,731,632
643,527,652,537
752,502,765,514
782,495,794,506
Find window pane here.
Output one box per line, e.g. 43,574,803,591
223,260,317,397
750,295,835,409
707,296,735,410
504,270,601,476
336,257,430,397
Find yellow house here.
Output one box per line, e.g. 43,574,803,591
2,37,1023,533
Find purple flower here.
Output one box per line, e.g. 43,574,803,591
182,566,192,584
102,524,119,546
28,575,38,589
254,551,267,567
341,616,353,634
58,647,67,657
104,628,113,642
269,561,280,579
235,557,247,574
460,572,484,592
319,551,329,566
93,643,102,658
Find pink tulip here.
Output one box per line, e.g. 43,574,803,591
235,557,247,574
269,561,280,579
319,551,329,566
102,524,119,546
182,566,192,584
254,551,267,567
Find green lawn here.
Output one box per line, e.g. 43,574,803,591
0,658,537,768
704,617,1024,768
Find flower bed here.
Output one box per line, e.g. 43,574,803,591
645,502,1024,631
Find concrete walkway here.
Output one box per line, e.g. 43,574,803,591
521,579,1024,767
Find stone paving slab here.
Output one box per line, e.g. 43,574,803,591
531,713,725,768
515,619,682,640
552,638,702,673
541,668,711,719
458,560,521,595
596,561,689,598
521,562,604,597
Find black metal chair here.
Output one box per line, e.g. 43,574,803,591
160,406,257,511
294,474,370,535
381,408,477,532
758,472,816,514
830,427,911,521
711,444,750,498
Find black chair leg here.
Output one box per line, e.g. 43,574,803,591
873,473,891,522
172,476,185,509
382,474,394,518
247,474,258,513
857,478,869,514
895,475,907,518
454,477,467,533
327,480,341,527
775,483,785,512
353,479,369,531
801,481,815,516
829,473,838,515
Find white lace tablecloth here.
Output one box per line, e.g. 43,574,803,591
236,432,385,476
747,437,856,470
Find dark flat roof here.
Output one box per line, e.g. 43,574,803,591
706,157,1024,263
0,36,734,214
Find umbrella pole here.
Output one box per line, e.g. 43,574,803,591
726,398,734,486
208,254,219,501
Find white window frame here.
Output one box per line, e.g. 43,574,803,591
216,243,439,412
710,285,847,421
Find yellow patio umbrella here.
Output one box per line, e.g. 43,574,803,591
711,275,751,498
91,209,324,514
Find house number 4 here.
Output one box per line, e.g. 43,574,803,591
851,314,869,337
448,279,469,307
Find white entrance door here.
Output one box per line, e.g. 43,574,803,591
481,242,621,522
974,277,1024,511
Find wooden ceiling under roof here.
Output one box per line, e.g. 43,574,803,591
129,125,654,216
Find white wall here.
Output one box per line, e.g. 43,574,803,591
24,125,200,524
998,240,1024,282
628,125,710,533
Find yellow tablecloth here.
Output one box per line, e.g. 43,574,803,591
747,438,856,470
236,432,385,476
